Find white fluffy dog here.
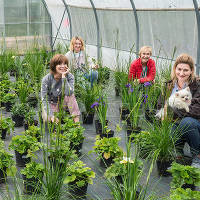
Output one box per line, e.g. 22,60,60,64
156,87,192,119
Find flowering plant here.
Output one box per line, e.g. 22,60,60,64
126,82,143,128
91,96,108,134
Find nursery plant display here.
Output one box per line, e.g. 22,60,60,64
0,115,14,139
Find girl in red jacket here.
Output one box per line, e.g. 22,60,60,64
128,46,156,83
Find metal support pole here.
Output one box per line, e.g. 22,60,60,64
62,0,72,40
89,0,100,61
41,0,53,51
130,0,139,57
52,9,66,48
193,0,200,75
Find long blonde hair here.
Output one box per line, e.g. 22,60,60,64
69,36,85,51
171,53,195,84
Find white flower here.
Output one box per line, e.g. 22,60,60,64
120,156,134,164
12,56,16,59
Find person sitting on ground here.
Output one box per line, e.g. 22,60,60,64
128,46,156,84
41,54,80,123
65,36,98,87
157,53,200,168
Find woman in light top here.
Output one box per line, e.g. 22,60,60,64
65,36,98,87
41,54,80,123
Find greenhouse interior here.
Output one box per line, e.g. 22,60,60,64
1,0,200,199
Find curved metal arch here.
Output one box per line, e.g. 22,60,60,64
130,0,139,57
41,0,53,50
88,0,100,61
62,0,72,40
193,0,200,75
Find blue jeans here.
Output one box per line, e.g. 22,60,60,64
84,70,98,87
172,117,200,155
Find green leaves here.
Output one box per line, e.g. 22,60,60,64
169,162,200,188
64,160,95,187
170,188,200,200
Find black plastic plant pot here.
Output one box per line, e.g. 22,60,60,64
12,115,24,127
182,183,196,191
22,175,42,195
100,156,114,168
100,129,114,138
5,102,13,112
15,151,30,167
95,120,108,134
119,107,129,120
1,129,7,140
156,160,172,177
0,167,7,183
69,181,88,198
82,112,94,124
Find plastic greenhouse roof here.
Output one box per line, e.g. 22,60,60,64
45,0,196,9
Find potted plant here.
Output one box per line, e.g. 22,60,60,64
62,118,85,156
11,102,29,127
9,135,41,167
170,188,200,200
168,162,200,190
21,161,44,194
125,82,143,139
144,82,162,123
0,115,14,139
92,95,114,137
24,108,38,130
0,140,16,183
64,160,95,198
144,119,180,176
78,84,98,124
92,136,123,167
48,134,76,170
24,125,42,142
2,93,16,112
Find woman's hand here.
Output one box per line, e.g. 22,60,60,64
50,116,59,124
61,67,70,78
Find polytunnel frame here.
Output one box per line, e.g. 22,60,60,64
51,0,140,61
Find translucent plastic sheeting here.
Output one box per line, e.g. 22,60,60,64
67,0,194,9
45,0,70,47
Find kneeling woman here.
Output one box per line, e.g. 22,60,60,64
41,54,80,123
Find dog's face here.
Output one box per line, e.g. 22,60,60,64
175,87,192,103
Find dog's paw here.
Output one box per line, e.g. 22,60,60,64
185,107,189,112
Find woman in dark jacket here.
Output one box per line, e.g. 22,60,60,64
157,53,200,168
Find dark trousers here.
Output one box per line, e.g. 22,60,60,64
172,117,200,156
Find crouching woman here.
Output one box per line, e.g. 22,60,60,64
41,54,80,123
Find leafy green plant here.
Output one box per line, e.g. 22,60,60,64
92,136,123,160
9,135,41,157
24,108,36,125
0,115,14,134
24,125,41,139
2,93,16,104
14,79,33,103
91,95,108,134
62,118,85,146
125,82,143,128
170,188,200,200
64,160,95,187
0,79,13,93
143,119,180,162
11,103,29,117
21,161,44,180
168,162,200,188
77,83,98,114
